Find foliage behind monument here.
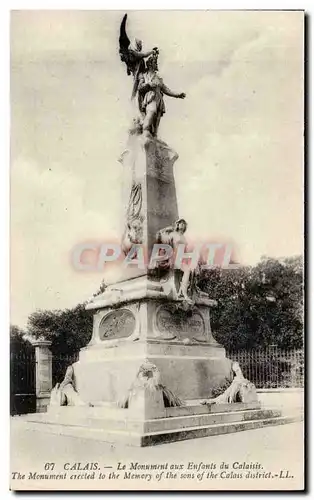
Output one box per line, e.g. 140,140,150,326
15,256,303,355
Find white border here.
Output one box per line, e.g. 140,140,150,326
1,2,310,499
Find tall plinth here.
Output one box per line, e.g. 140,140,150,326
117,134,180,280
73,135,233,406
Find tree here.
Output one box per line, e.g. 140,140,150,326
24,257,303,357
26,280,108,356
250,256,303,349
197,256,303,351
10,324,32,352
27,304,93,356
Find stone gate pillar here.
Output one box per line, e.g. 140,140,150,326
32,339,52,412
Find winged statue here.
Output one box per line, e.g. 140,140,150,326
119,13,158,100
118,14,186,138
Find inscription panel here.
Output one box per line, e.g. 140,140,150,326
155,305,206,342
99,309,136,341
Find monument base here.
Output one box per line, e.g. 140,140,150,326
20,402,301,447
73,341,232,404
77,274,232,403
22,280,302,447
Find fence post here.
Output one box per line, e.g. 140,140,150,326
32,339,52,413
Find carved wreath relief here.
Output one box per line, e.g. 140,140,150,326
99,309,136,340
121,182,144,255
155,304,206,342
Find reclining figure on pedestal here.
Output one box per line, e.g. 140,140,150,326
201,362,259,405
118,360,183,411
49,365,92,407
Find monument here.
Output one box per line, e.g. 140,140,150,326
26,14,294,445
75,13,233,405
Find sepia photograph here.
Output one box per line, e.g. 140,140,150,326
10,9,304,491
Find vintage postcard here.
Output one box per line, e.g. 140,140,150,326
10,10,304,491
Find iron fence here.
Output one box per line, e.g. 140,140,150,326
226,347,304,389
10,350,36,415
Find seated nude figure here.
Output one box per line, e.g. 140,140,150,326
156,218,193,302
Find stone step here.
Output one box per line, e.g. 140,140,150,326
13,419,143,446
141,414,303,447
29,401,262,422
168,401,261,416
24,408,281,434
13,412,302,447
143,409,281,433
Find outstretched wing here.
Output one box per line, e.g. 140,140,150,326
119,14,130,50
119,14,131,74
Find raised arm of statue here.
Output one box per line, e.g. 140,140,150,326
128,48,157,60
161,83,186,99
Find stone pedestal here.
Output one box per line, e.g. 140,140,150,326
32,339,52,412
76,136,232,410
78,274,232,405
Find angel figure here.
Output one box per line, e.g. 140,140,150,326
119,14,186,137
119,14,158,101
138,53,186,137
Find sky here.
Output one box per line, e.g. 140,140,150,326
10,10,304,327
